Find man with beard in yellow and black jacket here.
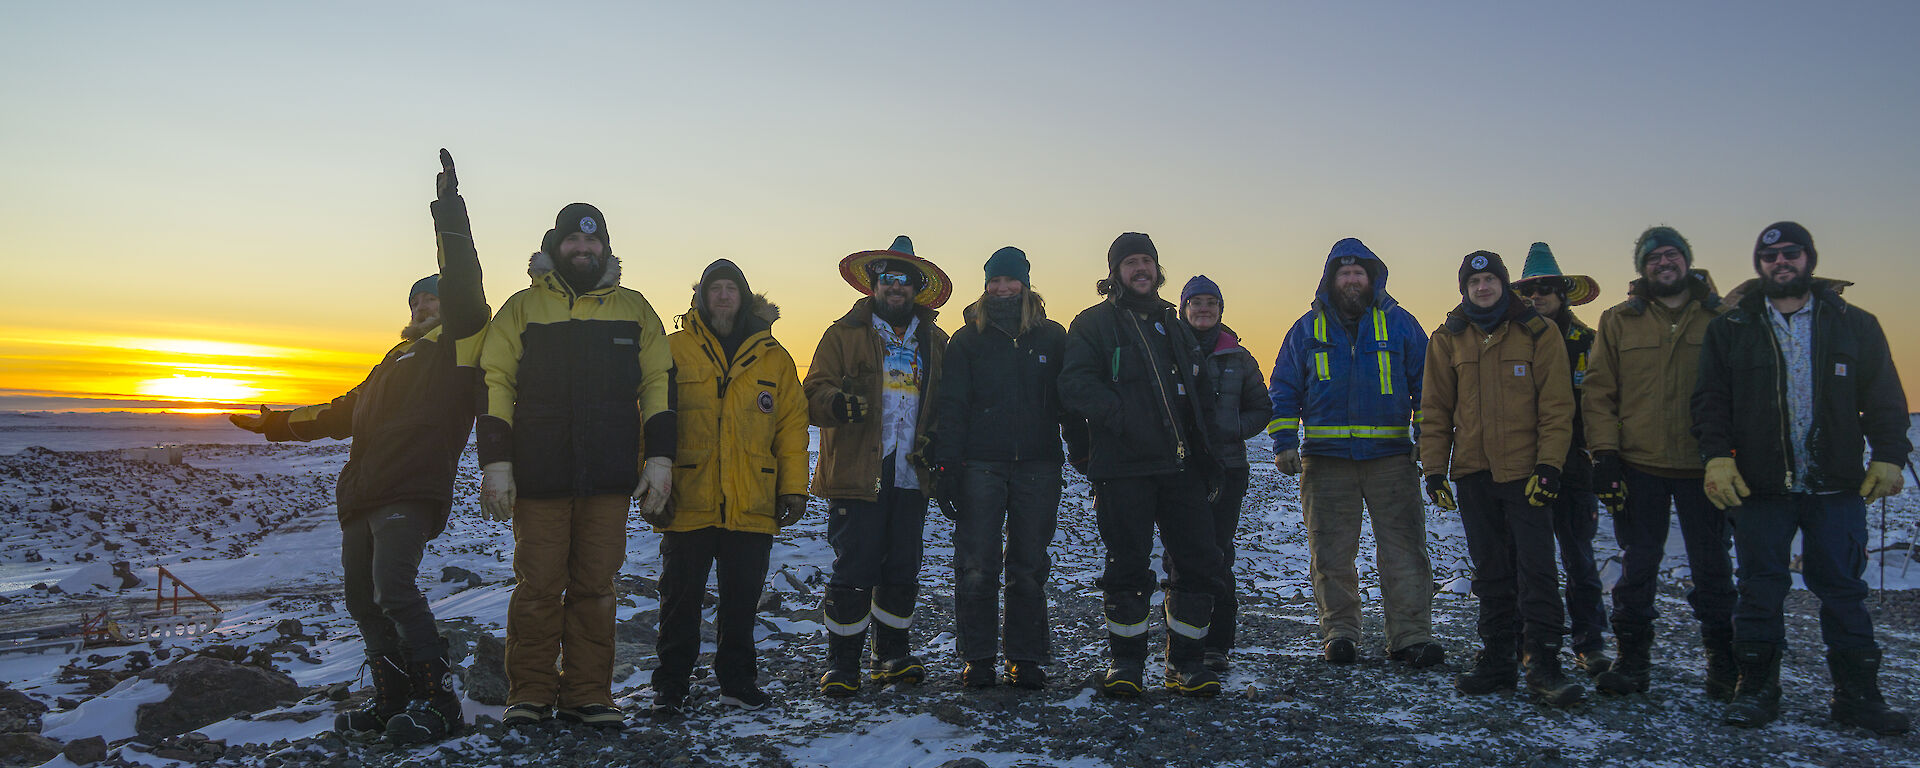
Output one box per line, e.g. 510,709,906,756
230,150,484,744
644,260,810,719
476,202,676,730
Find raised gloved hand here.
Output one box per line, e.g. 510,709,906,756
776,494,808,527
228,405,270,434
1860,461,1905,504
1425,474,1456,511
1524,464,1562,508
831,392,868,423
481,461,516,522
436,148,458,200
633,456,674,523
1703,457,1750,510
1591,451,1628,512
1274,448,1302,476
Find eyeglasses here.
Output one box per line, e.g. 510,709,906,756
875,273,914,287
1517,282,1561,297
1756,245,1805,263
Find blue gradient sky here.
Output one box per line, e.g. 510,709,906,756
3,2,1916,409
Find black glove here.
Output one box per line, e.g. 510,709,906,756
1425,474,1456,510
1525,464,1562,508
831,392,868,423
1067,454,1088,476
931,464,963,505
908,433,935,471
1591,452,1627,512
436,148,458,200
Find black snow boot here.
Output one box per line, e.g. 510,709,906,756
1523,640,1586,708
1162,591,1220,697
1454,638,1518,695
1828,647,1911,736
869,585,925,684
384,643,463,744
1100,589,1150,699
1723,641,1781,728
1595,630,1652,695
334,654,409,739
1704,636,1738,702
819,586,869,697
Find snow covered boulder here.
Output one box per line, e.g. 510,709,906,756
131,657,299,740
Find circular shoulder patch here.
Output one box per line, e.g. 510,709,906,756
1471,254,1489,270
1761,228,1781,245
757,391,774,414
579,216,598,234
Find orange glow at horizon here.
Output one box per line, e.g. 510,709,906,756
0,326,380,412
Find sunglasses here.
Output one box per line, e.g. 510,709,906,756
1517,282,1562,297
1756,245,1806,263
875,273,915,287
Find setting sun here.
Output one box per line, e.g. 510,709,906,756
135,375,264,403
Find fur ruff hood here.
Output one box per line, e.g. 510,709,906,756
680,291,780,334
528,251,622,291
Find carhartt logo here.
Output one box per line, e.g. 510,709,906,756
1513,364,1528,376
1471,255,1489,270
579,216,598,234
1836,363,1848,376
1762,228,1781,245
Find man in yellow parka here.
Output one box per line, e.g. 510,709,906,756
647,259,810,718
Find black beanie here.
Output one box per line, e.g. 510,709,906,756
1107,232,1158,272
1755,221,1817,273
700,258,750,299
1458,250,1510,294
541,202,610,256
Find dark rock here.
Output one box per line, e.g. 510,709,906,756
0,688,46,734
459,634,508,706
0,732,62,766
756,591,782,613
935,760,990,768
440,566,484,590
272,619,308,642
62,735,107,765
132,657,299,740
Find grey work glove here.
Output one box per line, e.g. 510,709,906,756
634,456,674,524
1274,448,1302,476
481,461,516,522
775,494,808,527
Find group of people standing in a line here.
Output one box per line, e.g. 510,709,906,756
231,151,1910,744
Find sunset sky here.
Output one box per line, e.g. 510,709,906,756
4,2,1917,412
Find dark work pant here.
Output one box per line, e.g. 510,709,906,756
1457,472,1565,647
341,501,439,661
653,527,773,697
828,458,927,591
953,459,1062,664
1732,493,1876,651
1199,466,1249,653
1547,451,1607,652
1610,465,1735,644
1096,464,1226,607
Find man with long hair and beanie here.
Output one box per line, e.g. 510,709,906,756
477,198,677,730
1511,243,1611,676
645,260,810,718
1268,238,1439,670
1422,251,1584,708
806,236,951,697
1058,232,1227,698
1581,226,1736,700
230,150,485,743
1174,274,1271,673
931,246,1071,690
1694,222,1910,735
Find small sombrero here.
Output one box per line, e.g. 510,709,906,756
1514,242,1600,306
838,235,953,309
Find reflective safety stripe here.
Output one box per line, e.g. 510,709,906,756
1312,313,1328,343
871,603,912,629
1301,425,1412,439
1373,309,1392,395
1314,352,1330,381
824,612,870,636
1411,410,1423,422
1106,617,1149,638
1265,417,1300,435
1166,610,1209,640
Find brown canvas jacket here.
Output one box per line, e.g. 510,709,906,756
1420,300,1575,483
803,299,948,501
1580,272,1725,473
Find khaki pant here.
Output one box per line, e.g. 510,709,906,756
1301,454,1433,651
505,494,629,708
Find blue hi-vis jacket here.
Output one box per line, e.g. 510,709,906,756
1267,239,1426,460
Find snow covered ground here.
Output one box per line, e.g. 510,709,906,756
1,413,1917,767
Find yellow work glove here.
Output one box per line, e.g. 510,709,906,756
1702,457,1750,510
480,462,516,522
634,456,674,524
1425,474,1457,511
1274,448,1302,476
1860,461,1905,504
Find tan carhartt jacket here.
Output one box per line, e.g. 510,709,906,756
1420,300,1575,483
1580,272,1726,474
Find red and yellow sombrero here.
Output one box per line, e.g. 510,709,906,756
838,235,952,309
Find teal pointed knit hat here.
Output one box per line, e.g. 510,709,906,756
1513,242,1600,306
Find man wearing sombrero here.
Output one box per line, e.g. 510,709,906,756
804,235,951,697
1512,243,1609,677
1580,226,1736,700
